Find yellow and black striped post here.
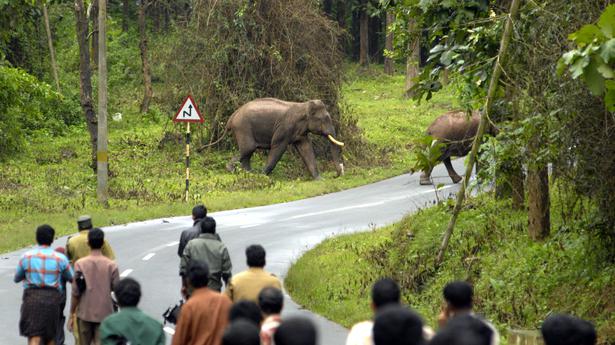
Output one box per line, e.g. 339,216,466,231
185,122,191,202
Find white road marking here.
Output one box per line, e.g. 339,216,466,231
287,186,455,220
163,326,176,335
166,241,180,247
120,269,133,277
142,253,156,261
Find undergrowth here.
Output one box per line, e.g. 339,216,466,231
285,195,615,344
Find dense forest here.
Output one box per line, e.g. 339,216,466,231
1,0,614,340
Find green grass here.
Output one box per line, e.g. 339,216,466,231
0,64,457,253
285,196,615,344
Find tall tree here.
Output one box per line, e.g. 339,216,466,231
90,0,99,68
41,0,60,92
122,0,130,31
74,0,97,169
527,140,550,240
435,0,522,267
336,0,346,27
359,3,369,67
404,18,420,97
139,0,152,113
97,0,109,205
384,11,394,75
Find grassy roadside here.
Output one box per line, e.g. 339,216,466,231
285,196,615,344
0,66,457,253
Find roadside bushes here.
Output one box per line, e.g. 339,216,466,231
0,65,81,159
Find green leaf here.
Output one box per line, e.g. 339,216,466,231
570,24,605,46
600,38,615,63
583,57,606,96
597,63,614,79
561,50,579,65
598,4,615,38
570,55,590,79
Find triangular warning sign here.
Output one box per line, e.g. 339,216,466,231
173,95,204,123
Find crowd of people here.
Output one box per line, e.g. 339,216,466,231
14,204,598,345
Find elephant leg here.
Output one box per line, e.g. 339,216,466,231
263,143,288,175
443,156,462,183
420,166,433,185
239,148,255,171
294,140,320,179
226,155,240,172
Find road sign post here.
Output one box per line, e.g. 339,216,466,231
173,95,204,202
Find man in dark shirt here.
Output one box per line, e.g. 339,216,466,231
177,204,207,257
100,277,165,345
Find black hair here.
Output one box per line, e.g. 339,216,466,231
274,317,317,345
192,204,207,219
87,228,105,249
541,314,597,345
372,278,401,309
36,224,55,246
258,286,284,315
246,244,266,268
443,281,473,310
222,319,261,345
229,300,263,326
187,260,210,288
431,314,492,345
114,277,141,307
200,216,216,234
373,305,424,345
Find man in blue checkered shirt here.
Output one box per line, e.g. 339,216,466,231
14,224,73,345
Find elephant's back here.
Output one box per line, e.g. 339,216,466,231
427,110,480,142
228,98,294,129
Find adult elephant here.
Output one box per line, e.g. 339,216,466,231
225,98,345,179
419,110,496,185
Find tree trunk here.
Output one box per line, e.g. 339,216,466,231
384,11,394,75
122,0,129,32
97,0,109,206
511,166,525,210
322,0,333,17
74,0,97,170
359,9,369,67
527,139,550,240
42,1,61,92
404,18,420,98
139,0,152,113
435,0,522,268
336,0,346,27
90,0,99,68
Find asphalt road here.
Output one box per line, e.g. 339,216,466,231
0,160,467,345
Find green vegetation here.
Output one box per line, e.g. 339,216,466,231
0,65,456,253
285,195,615,344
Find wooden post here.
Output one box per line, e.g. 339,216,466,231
435,0,522,267
97,0,109,206
185,122,191,202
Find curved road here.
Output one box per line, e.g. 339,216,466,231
0,160,466,345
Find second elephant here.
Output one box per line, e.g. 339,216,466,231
419,110,496,185
226,98,345,179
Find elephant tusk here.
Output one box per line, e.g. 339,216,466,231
327,135,345,147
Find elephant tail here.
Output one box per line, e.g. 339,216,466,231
196,126,228,152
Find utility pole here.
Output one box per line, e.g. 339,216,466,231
97,0,109,206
